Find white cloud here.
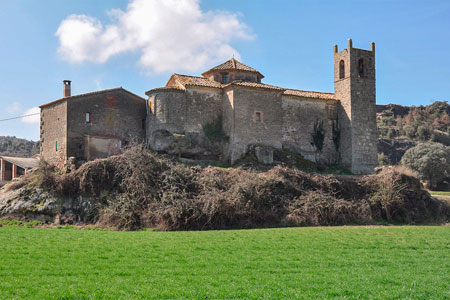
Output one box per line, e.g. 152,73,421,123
21,107,40,124
6,102,22,114
55,0,254,74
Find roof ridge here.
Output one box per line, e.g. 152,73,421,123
40,87,145,108
285,88,335,95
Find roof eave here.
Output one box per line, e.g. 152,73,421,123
201,69,264,79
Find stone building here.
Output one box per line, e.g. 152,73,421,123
146,39,377,174
39,82,146,168
40,39,377,174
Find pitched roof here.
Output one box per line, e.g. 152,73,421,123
39,87,145,109
227,81,336,100
283,89,336,100
161,74,337,101
226,81,284,91
145,86,184,95
0,156,39,169
167,74,223,89
202,58,264,78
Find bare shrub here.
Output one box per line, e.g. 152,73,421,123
367,168,443,223
4,177,28,191
285,191,372,226
23,145,449,230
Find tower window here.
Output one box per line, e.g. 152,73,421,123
253,111,263,123
358,58,366,78
85,112,91,123
339,60,345,79
222,73,229,84
55,140,58,152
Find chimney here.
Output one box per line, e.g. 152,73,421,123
63,80,71,98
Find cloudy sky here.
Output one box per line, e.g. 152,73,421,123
1,0,449,141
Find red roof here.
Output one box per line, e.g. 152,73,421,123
202,58,264,78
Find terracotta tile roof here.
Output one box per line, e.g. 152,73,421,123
283,89,336,100
169,74,223,89
202,58,264,78
145,86,184,95
227,81,284,91
40,87,145,109
0,156,39,169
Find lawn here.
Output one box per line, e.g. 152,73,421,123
0,226,449,299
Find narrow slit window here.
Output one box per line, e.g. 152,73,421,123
55,140,58,151
85,112,91,123
358,58,365,78
254,111,263,123
339,60,345,79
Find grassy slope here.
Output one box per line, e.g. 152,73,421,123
0,226,449,300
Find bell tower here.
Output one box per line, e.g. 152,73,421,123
334,39,377,174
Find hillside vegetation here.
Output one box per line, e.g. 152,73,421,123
2,146,448,230
0,136,39,157
377,101,450,145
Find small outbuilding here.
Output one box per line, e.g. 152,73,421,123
0,156,39,183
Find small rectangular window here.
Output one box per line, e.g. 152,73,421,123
55,140,58,151
253,111,263,123
85,112,91,123
222,73,229,84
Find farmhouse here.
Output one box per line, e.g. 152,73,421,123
40,39,377,174
39,83,146,168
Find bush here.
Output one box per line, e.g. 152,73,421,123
401,142,450,189
202,116,228,141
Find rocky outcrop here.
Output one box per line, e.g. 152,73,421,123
376,104,410,118
0,186,98,224
150,129,224,159
377,138,416,164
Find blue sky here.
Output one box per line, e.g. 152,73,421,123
1,0,449,141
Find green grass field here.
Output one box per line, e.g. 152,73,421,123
0,226,449,299
429,191,450,199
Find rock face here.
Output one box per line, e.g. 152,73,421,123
0,186,97,224
377,138,416,165
376,104,410,118
150,129,223,159
254,146,274,164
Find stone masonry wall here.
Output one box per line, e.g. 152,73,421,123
334,48,353,168
228,86,283,162
147,90,186,138
282,97,338,163
147,87,223,139
66,90,146,161
183,88,223,133
335,43,377,174
349,48,378,174
40,101,67,168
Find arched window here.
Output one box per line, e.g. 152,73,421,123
339,60,345,79
358,58,366,78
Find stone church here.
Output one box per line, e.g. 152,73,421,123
40,39,377,174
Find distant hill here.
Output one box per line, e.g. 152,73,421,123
376,101,450,165
0,136,39,157
377,101,450,144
